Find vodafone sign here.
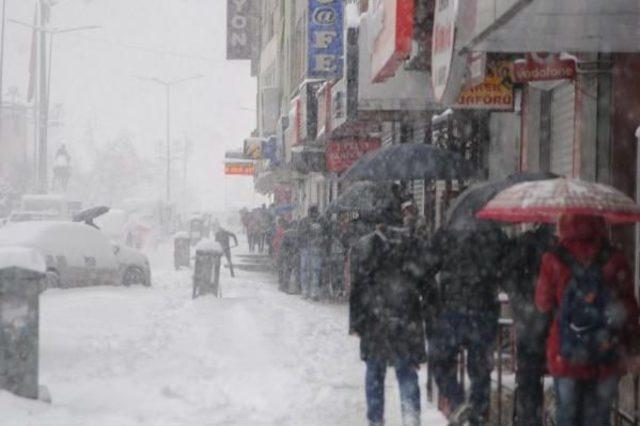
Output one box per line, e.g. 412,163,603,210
431,0,469,105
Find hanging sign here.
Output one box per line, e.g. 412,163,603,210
513,53,576,82
454,59,514,110
370,0,414,83
224,162,254,176
307,0,344,79
325,139,381,173
226,0,255,60
431,0,466,104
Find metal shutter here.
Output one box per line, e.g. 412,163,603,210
550,82,576,177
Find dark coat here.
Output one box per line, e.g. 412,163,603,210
214,228,238,251
424,225,508,317
297,215,328,250
502,226,556,360
349,229,427,364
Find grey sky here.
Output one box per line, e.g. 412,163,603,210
4,0,262,210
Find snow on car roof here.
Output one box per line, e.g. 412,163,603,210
0,221,117,268
0,246,46,273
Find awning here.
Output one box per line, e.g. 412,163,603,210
467,0,640,53
254,169,301,194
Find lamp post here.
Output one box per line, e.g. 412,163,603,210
8,16,100,193
134,75,202,204
0,0,7,136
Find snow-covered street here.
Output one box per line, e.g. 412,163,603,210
0,242,446,426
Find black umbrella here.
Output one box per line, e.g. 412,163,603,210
73,206,110,223
445,172,559,231
327,182,397,215
340,143,476,182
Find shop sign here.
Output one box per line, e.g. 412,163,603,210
513,53,576,83
331,78,347,130
299,81,321,142
283,98,300,163
432,0,459,103
307,0,344,79
454,59,514,110
325,139,381,173
370,0,415,83
316,82,332,140
243,137,262,159
261,136,279,166
224,162,254,176
226,0,254,60
224,151,251,160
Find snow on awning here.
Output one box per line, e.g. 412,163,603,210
466,0,640,53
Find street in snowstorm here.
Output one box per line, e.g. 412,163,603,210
0,240,446,426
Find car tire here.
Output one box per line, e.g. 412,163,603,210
122,266,147,287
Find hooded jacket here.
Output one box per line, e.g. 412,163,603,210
535,214,640,379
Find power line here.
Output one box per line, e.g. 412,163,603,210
67,33,226,62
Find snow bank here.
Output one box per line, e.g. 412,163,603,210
0,246,46,274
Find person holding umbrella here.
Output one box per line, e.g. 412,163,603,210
424,220,509,425
502,224,557,426
477,177,640,426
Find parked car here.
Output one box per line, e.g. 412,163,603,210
0,221,151,289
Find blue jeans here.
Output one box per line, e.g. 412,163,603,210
554,376,619,426
300,247,322,299
365,358,421,426
429,311,497,425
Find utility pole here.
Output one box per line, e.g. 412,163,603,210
9,10,100,193
134,74,202,204
38,0,48,193
0,0,7,137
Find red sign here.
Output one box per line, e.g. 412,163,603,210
325,139,381,173
224,162,254,176
371,0,414,83
514,53,576,83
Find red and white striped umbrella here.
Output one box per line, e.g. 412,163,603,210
476,178,640,224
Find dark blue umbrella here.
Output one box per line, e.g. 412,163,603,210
445,172,559,231
340,143,476,182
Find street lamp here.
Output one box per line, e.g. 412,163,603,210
134,74,203,204
8,17,100,193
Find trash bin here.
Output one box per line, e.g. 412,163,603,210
0,247,45,399
173,231,190,270
192,239,223,299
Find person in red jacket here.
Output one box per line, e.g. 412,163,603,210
535,213,640,426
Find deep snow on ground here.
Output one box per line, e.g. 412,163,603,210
0,240,447,425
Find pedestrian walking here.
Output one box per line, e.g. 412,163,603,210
535,214,640,426
297,205,327,300
279,221,300,294
502,224,557,426
349,224,427,426
425,222,508,425
213,220,238,278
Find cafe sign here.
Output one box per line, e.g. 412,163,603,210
307,0,344,79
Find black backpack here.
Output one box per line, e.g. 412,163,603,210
556,246,621,364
